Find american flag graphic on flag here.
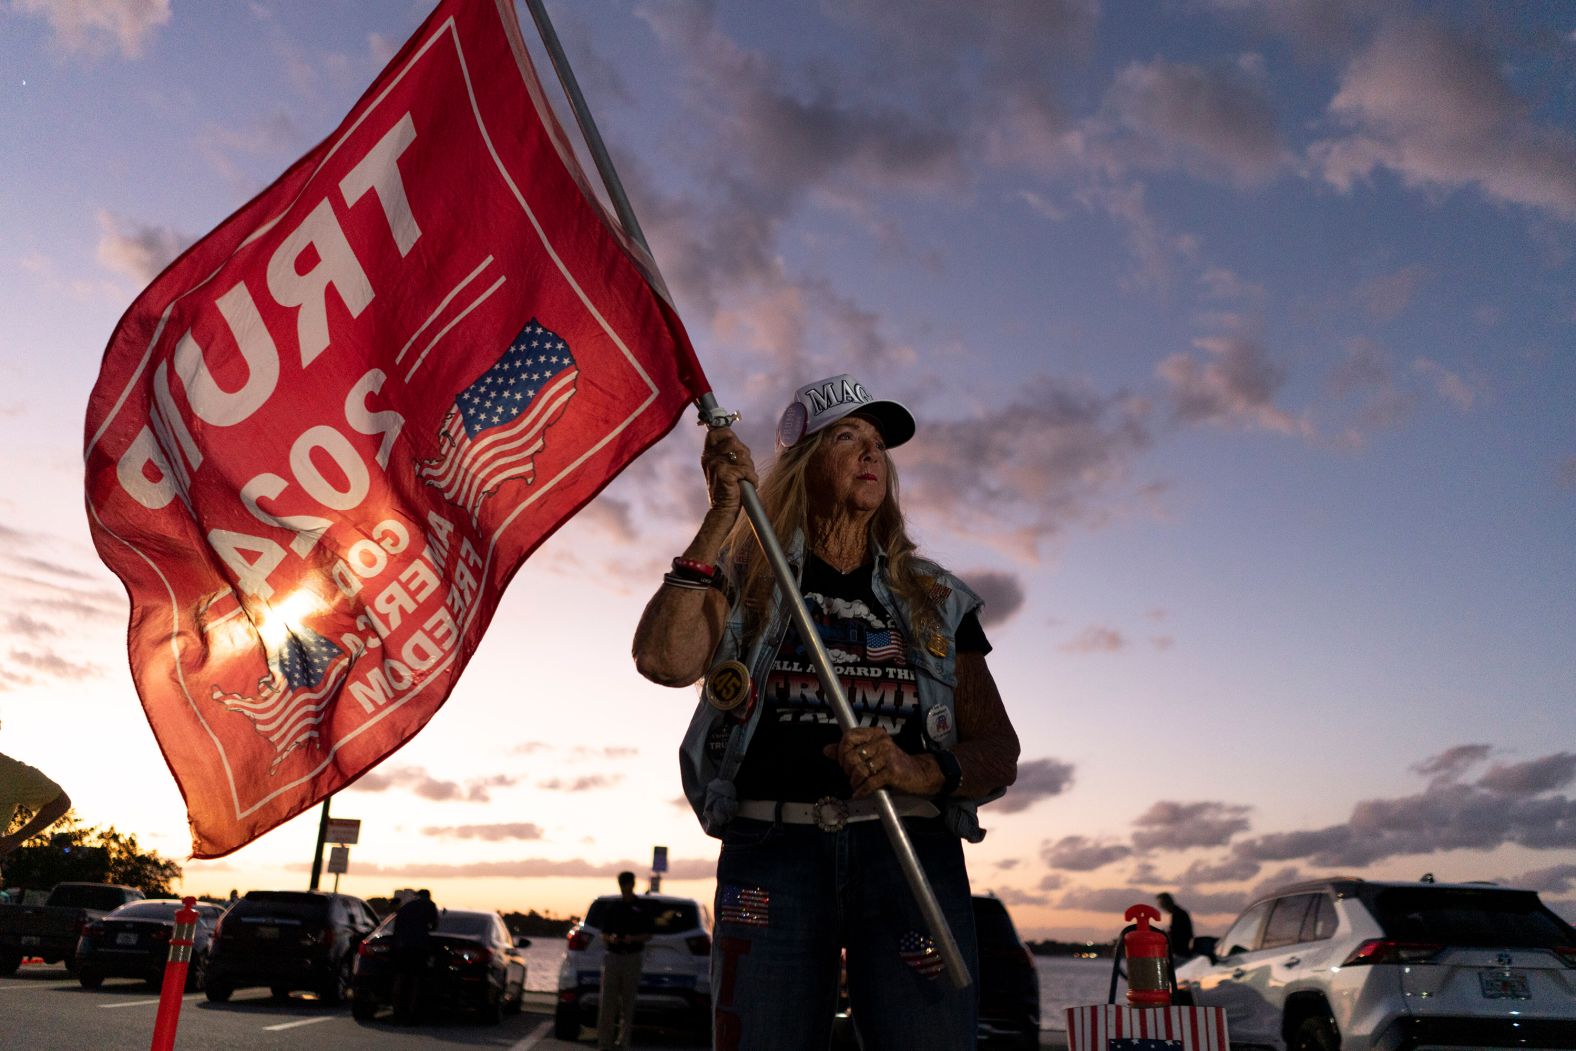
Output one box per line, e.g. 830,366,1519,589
1065,1004,1229,1051
717,885,770,928
865,625,906,663
211,625,352,772
898,930,945,979
419,318,579,520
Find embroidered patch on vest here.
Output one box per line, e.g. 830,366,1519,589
925,705,953,742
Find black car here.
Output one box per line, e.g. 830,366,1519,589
75,899,226,991
204,890,378,1004
972,894,1041,1050
832,895,1041,1049
351,907,529,1024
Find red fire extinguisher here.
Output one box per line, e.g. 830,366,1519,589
1122,903,1171,1007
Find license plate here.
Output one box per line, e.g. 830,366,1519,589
1479,970,1530,999
116,933,139,946
20,935,39,946
257,926,280,940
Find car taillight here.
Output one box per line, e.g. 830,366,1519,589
1554,946,1576,968
450,945,490,966
686,934,711,956
567,929,593,951
82,922,104,939
151,926,171,941
1340,939,1443,966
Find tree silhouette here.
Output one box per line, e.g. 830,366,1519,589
2,808,180,896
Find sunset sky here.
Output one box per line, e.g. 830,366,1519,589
2,0,1574,941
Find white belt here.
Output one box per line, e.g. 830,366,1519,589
735,796,939,832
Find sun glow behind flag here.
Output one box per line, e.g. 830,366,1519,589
82,0,707,857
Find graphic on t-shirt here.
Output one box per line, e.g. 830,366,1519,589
768,589,919,736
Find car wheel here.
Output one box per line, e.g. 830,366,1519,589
351,987,378,1022
1291,1014,1340,1051
319,957,352,1005
205,980,233,1003
77,967,104,990
553,1003,580,1040
477,984,503,1026
0,951,21,977
185,951,209,993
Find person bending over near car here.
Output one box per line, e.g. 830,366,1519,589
1158,892,1194,964
632,374,1020,1051
390,888,438,1024
597,871,653,1051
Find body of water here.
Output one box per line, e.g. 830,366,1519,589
520,943,1114,1032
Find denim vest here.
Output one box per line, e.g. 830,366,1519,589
677,531,999,843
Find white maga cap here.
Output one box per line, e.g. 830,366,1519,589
775,374,916,449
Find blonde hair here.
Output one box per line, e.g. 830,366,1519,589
723,427,939,642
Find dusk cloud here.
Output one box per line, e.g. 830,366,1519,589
1042,835,1132,871
15,0,171,58
95,212,188,284
1310,18,1576,221
348,766,514,803
536,774,624,793
1099,56,1284,186
1059,626,1125,654
1158,328,1306,435
993,758,1075,814
1131,801,1253,851
966,571,1026,628
421,823,544,842
900,377,1153,558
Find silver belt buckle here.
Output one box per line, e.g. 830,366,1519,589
811,796,848,832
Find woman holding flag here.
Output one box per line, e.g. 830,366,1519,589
633,374,1020,1050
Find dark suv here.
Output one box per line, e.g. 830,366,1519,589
832,894,1041,1049
205,890,378,1004
972,894,1041,1049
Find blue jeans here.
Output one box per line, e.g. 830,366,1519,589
710,814,977,1051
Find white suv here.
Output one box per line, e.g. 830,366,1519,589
1174,877,1576,1050
553,892,712,1042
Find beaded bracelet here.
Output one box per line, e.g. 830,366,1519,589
671,557,718,581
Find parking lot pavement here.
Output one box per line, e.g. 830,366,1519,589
3,964,1066,1050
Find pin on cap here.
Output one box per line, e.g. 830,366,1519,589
776,374,915,449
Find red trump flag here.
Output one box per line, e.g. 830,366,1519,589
82,0,707,857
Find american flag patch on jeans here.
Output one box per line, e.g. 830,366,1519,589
898,931,945,979
718,885,769,928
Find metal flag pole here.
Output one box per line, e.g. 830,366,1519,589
521,0,970,990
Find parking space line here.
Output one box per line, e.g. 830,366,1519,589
97,993,205,1010
262,1015,337,1031
508,1020,551,1050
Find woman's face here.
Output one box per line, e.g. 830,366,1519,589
806,415,888,516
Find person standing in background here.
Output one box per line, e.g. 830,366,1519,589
597,871,653,1051
1,723,73,895
1158,892,1194,964
390,888,439,1024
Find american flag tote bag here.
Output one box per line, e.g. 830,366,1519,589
1064,1003,1229,1050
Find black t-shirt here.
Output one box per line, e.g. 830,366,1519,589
600,898,654,954
733,554,988,803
